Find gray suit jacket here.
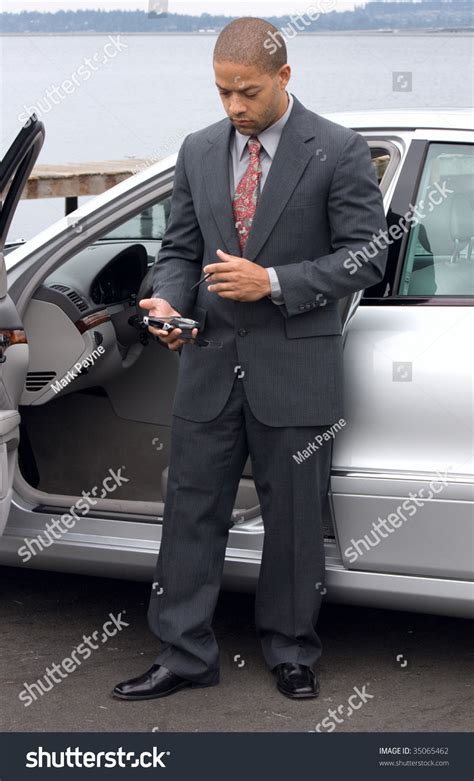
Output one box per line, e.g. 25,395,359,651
152,95,388,426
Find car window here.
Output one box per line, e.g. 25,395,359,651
371,150,391,184
102,197,171,240
397,143,474,297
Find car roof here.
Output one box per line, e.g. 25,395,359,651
323,108,473,132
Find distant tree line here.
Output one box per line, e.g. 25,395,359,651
0,5,472,34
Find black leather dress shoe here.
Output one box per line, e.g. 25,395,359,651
112,664,218,700
275,663,320,699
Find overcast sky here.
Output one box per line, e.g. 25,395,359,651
1,1,357,14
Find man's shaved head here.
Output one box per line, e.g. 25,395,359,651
213,17,287,75
213,17,291,137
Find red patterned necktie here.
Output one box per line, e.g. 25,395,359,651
232,135,262,253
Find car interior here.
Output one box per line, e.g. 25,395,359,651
399,144,474,296
15,146,396,534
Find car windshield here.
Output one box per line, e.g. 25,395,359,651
99,199,171,241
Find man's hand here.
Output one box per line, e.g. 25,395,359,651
139,297,198,351
203,249,271,302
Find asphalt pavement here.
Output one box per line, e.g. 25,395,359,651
0,565,472,733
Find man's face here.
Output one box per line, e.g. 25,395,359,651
214,61,291,136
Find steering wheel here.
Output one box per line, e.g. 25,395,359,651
133,266,173,351
135,265,154,321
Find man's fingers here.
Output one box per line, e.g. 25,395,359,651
216,249,234,261
148,326,200,351
168,340,183,351
148,325,182,340
139,298,155,309
207,282,237,292
169,326,200,350
207,275,236,287
146,324,173,337
203,261,240,274
211,286,244,299
214,290,242,300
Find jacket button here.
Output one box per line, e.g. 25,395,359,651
238,328,248,337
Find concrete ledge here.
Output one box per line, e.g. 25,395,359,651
22,160,150,200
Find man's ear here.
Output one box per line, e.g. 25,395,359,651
278,64,291,90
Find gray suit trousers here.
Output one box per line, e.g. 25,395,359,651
147,374,332,684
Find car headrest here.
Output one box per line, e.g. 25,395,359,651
450,192,474,244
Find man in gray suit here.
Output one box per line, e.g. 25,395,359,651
113,17,387,701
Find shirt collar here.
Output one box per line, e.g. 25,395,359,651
234,91,294,161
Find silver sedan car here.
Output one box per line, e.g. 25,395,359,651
0,109,472,619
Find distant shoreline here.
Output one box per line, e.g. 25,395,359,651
1,29,473,36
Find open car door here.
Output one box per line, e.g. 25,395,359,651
0,115,45,534
338,137,401,338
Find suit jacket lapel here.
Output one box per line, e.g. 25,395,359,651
244,111,315,262
203,96,316,262
203,121,242,257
